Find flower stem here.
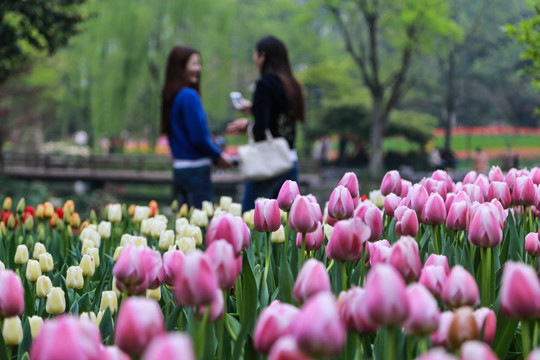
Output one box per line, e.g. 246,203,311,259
263,232,271,285
285,212,290,256
300,232,306,266
196,307,210,358
481,247,492,307
359,242,367,286
326,259,335,272
341,261,347,291
523,319,532,357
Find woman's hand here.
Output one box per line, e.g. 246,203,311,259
216,153,234,169
226,118,250,135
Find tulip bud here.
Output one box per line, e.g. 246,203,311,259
473,307,496,345
289,196,318,234
107,203,122,223
39,252,54,273
113,246,124,262
14,244,29,264
293,259,331,304
46,287,66,314
157,229,174,251
388,236,422,281
98,221,111,239
337,287,378,334
254,199,282,233
296,221,324,251
2,316,23,345
328,185,354,220
500,261,540,319
368,240,392,267
198,200,213,217
229,203,242,217
0,270,25,317
176,236,196,254
406,184,429,217
447,307,478,350
525,232,540,257
380,170,402,196
277,180,300,212
173,250,218,307
268,335,311,360
26,259,42,282
338,172,359,198
419,265,447,298
80,254,96,277
460,340,498,360
217,196,231,211
145,287,161,301
421,193,447,225
206,213,246,256
24,215,34,232
2,197,11,211
467,203,503,248
28,316,43,339
188,209,207,228
383,193,401,217
133,205,151,222
96,291,118,316
33,242,46,259
36,275,53,298
66,266,84,290
404,283,440,336
442,265,479,308
142,333,195,360
271,225,286,243
512,175,535,206
254,301,300,355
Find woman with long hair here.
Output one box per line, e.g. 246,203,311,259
161,45,231,209
227,35,305,210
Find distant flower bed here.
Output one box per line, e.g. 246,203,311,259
1,166,540,359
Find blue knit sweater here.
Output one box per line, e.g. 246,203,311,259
168,88,221,161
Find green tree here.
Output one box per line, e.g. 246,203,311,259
322,0,460,177
0,0,88,82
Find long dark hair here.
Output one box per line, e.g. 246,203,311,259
256,36,305,123
160,45,201,135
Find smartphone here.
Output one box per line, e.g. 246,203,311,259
229,92,244,110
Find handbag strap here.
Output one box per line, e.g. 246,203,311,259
247,122,273,144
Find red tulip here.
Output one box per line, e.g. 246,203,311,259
289,196,318,234
30,315,103,360
326,218,371,262
292,292,346,357
254,199,281,232
500,261,540,319
293,259,331,304
173,250,218,307
0,270,24,317
441,266,479,308
380,170,402,196
277,180,300,212
115,298,164,356
337,287,378,334
254,300,299,355
364,264,409,326
142,333,195,360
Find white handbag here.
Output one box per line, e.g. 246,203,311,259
237,123,293,181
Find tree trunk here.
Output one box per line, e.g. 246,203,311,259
369,96,384,178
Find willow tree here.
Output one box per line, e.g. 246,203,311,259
324,0,460,177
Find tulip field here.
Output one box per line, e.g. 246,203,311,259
3,167,540,359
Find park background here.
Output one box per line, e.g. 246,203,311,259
0,0,539,215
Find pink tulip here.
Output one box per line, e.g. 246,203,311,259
400,179,412,198
0,270,24,317
310,199,323,224
30,315,103,360
289,196,318,234
395,206,419,237
142,333,195,360
474,175,490,200
535,185,540,208
113,245,150,295
531,167,540,185
388,236,422,281
364,264,409,326
432,169,455,193
206,213,246,256
441,265,479,308
431,311,455,348
424,254,450,274
337,287,378,334
417,348,458,360
488,166,504,182
505,168,518,190
425,178,447,201
254,199,281,232
500,261,540,319
462,184,484,203
295,221,323,251
196,287,224,322
328,185,354,220
384,193,401,217
406,184,429,217
525,232,540,257
100,346,130,360
253,300,299,355
404,283,440,336
445,192,457,214
338,172,359,198
294,259,331,304
527,349,540,360
326,218,371,262
277,180,300,212
380,170,402,196
268,336,311,360
445,200,469,231
467,203,503,248
355,201,383,242
487,181,511,209
473,307,496,345
420,265,448,298
206,239,240,290
292,292,346,357
142,248,164,290
162,249,185,287
460,340,498,360
463,171,478,184
421,193,447,225
368,239,392,267
173,250,218,307
512,175,535,206
115,298,164,356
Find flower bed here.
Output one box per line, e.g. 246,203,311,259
1,166,540,359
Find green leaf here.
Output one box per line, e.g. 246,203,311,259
240,252,257,332
18,318,32,358
278,246,294,304
165,303,182,331
99,307,114,345
0,327,7,360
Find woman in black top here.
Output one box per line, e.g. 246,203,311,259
227,35,305,211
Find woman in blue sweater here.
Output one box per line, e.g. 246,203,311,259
227,36,305,210
161,45,232,209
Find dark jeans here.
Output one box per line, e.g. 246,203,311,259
242,162,299,211
173,165,213,209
